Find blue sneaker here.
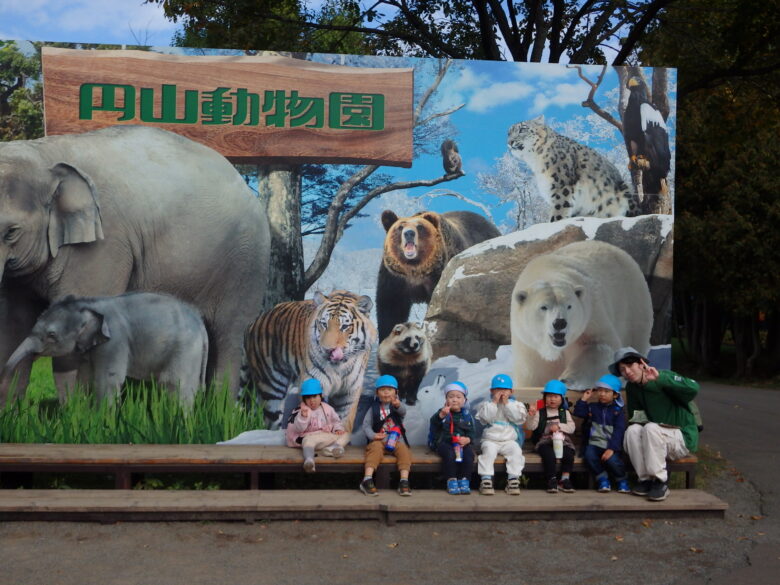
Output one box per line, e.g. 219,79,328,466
617,479,631,494
447,478,460,495
458,478,471,495
597,477,611,493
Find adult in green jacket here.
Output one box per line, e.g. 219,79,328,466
609,347,699,502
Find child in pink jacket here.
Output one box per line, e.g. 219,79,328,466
285,378,350,472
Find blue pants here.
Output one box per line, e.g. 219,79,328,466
584,444,628,481
436,442,474,480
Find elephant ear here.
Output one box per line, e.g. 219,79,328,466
76,308,111,353
47,163,104,258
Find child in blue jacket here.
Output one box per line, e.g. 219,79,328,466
573,374,629,493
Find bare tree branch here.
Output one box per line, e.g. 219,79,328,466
568,63,623,131
612,0,675,65
426,188,493,217
303,59,461,288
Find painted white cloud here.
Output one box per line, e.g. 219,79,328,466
530,81,589,114
1,0,177,45
467,81,535,113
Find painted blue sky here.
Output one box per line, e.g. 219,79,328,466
2,1,676,254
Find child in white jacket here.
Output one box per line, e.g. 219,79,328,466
476,374,528,495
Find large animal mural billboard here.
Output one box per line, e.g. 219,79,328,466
0,39,676,448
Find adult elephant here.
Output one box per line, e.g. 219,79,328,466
0,125,270,402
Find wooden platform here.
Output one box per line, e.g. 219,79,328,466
0,488,727,524
0,444,699,489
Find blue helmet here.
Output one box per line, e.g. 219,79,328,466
375,374,399,390
595,374,622,393
444,381,468,397
542,379,567,396
490,374,513,390
301,378,323,396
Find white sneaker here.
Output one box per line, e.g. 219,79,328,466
479,478,495,495
303,457,316,473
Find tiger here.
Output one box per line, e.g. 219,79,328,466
241,290,377,431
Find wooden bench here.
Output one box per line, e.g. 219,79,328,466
0,443,698,490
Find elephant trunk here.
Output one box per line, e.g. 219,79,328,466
1,336,43,383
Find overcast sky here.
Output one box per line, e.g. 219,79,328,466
0,0,178,46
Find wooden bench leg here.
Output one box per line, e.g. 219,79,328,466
375,466,392,489
686,467,696,489
115,470,132,489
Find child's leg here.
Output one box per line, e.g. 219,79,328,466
584,444,607,478
435,442,458,480
477,440,499,479
500,441,525,478
394,442,412,480
537,443,557,480
458,445,475,480
603,451,629,482
559,445,576,476
363,440,385,478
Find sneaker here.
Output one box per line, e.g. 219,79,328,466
359,477,378,496
559,477,576,493
616,479,631,494
597,477,611,493
632,479,654,496
458,478,471,495
303,457,316,473
479,478,495,495
398,479,412,497
330,445,345,458
546,477,559,493
505,478,521,496
447,478,460,495
647,479,670,501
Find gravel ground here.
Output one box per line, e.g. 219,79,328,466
0,458,769,585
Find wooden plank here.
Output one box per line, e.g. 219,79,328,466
42,47,414,166
0,489,727,523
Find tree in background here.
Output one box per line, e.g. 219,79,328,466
148,0,671,64
0,41,43,141
641,0,780,378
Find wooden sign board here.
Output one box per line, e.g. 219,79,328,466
42,48,414,167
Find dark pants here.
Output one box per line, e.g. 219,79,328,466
537,442,575,480
584,444,628,481
436,442,475,480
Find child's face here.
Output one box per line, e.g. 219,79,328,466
303,394,322,409
544,393,563,409
596,387,615,404
446,391,466,411
491,388,512,399
377,386,396,403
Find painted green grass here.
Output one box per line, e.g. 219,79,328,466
0,360,265,444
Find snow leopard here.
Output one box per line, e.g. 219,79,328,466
508,116,640,221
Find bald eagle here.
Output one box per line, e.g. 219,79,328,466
624,77,671,197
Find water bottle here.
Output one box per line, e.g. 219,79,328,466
385,426,401,452
452,436,463,462
552,430,564,459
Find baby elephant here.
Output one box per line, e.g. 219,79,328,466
1,292,208,405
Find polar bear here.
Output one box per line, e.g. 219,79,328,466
510,240,652,390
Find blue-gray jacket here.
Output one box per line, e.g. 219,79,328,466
573,399,626,453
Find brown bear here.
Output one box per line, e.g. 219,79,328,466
376,209,500,340
377,321,432,405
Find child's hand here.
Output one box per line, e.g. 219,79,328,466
549,423,560,433
299,404,311,417
374,432,386,441
501,391,511,404
492,392,502,404
391,397,402,408
601,448,614,461
439,405,451,418
527,403,537,417
458,436,471,446
581,389,593,401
